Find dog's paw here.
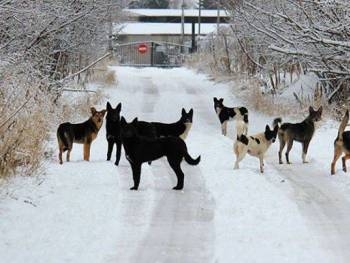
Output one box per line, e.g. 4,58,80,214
130,186,138,190
279,161,283,164
303,161,309,164
173,186,183,190
114,161,119,166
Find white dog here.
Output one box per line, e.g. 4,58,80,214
234,124,279,173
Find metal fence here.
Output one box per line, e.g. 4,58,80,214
114,41,191,67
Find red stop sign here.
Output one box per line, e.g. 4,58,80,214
138,43,148,54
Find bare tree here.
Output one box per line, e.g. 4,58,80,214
222,0,350,102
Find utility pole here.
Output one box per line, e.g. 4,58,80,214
198,0,202,37
181,0,185,46
217,0,220,36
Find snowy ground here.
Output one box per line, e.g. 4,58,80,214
1,67,350,263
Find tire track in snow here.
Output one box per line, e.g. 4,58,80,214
266,154,350,262
111,68,215,262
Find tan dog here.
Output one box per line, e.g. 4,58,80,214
331,110,350,175
57,107,106,164
234,124,279,173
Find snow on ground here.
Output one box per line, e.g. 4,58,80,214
1,67,350,263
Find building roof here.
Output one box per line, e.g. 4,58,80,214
124,8,229,18
115,22,223,35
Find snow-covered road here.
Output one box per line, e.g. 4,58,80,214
1,67,350,263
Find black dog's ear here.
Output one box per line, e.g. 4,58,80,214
189,108,193,116
265,124,271,132
182,108,186,115
309,106,315,113
132,117,138,124
213,97,218,102
120,116,126,126
219,98,224,103
116,102,122,111
106,102,112,111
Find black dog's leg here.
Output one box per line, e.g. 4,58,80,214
168,158,184,190
285,140,293,164
302,140,310,163
107,139,114,161
115,140,122,166
130,163,141,190
278,139,286,164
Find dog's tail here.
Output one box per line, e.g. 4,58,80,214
57,123,70,152
273,117,282,128
338,110,349,140
236,120,248,136
184,152,201,165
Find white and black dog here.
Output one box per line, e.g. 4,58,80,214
234,123,279,173
213,97,249,136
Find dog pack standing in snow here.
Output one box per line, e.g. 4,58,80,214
120,117,200,190
151,108,193,140
57,107,106,164
234,123,279,173
213,97,249,136
331,109,350,175
105,102,122,166
274,106,323,164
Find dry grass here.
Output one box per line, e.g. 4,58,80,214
0,62,106,179
87,57,118,86
0,69,55,177
238,77,332,120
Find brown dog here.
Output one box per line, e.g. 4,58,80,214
57,107,106,164
331,110,350,175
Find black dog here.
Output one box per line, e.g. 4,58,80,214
120,117,200,190
213,97,249,136
274,106,323,164
106,102,122,165
106,102,157,166
151,108,193,140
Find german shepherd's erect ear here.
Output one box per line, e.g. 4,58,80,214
131,117,138,125
120,116,127,126
106,102,112,111
182,108,186,116
116,102,121,112
91,107,97,115
188,108,194,117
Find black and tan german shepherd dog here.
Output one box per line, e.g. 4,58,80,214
274,106,323,164
57,107,106,164
151,108,193,140
106,102,122,165
331,109,350,175
213,97,249,136
120,117,200,190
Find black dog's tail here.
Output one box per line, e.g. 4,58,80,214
184,152,201,165
273,117,282,128
57,123,70,152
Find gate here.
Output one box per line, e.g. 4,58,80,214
114,41,191,67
